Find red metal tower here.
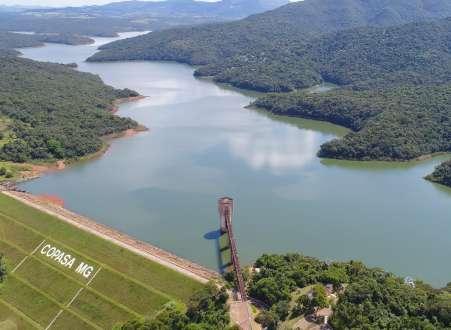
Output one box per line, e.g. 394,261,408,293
218,197,247,301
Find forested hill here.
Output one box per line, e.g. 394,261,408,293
0,57,138,162
0,0,288,38
88,1,451,92
28,0,288,20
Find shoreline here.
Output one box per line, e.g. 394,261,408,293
252,106,451,165
110,95,147,113
2,190,218,283
6,96,148,183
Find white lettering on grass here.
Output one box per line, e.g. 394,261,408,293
40,244,75,268
40,244,93,277
75,262,94,279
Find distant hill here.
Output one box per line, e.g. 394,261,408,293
0,5,48,13
0,13,148,37
30,0,288,19
89,10,451,92
89,0,451,87
0,0,288,38
0,31,94,51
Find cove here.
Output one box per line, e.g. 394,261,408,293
18,33,451,287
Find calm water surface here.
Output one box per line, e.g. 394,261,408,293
19,33,451,287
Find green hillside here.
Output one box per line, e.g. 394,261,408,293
0,193,204,329
0,56,138,163
88,0,451,91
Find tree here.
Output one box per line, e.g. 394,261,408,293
250,277,290,306
270,300,290,321
118,281,230,330
320,266,349,290
296,285,328,316
255,310,279,330
186,282,229,327
0,255,6,282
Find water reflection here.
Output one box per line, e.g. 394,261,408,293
227,129,317,173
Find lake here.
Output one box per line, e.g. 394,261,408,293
19,32,451,287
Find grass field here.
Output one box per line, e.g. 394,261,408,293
0,193,204,329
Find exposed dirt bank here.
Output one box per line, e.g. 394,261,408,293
110,95,147,113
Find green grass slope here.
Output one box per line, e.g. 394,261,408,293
0,193,203,329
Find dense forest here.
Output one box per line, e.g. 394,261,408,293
89,1,451,91
254,85,451,161
90,17,451,92
426,160,451,188
246,253,451,329
0,56,138,162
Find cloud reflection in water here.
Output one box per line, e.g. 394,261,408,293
227,128,318,174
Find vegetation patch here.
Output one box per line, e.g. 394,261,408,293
426,160,451,188
117,282,234,330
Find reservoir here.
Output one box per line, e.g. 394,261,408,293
19,33,451,287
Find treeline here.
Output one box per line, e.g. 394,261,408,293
0,31,43,49
247,253,451,329
0,31,93,50
254,85,451,161
426,160,451,188
0,56,138,162
117,282,239,330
